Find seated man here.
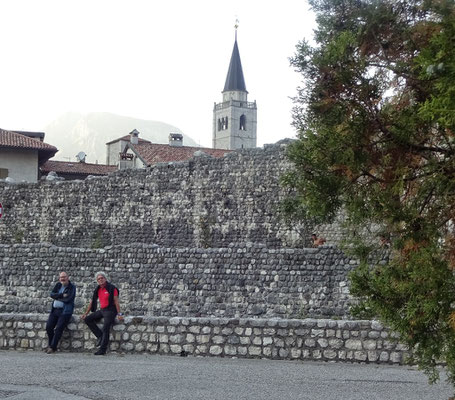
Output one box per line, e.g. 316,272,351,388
81,271,123,355
46,271,76,353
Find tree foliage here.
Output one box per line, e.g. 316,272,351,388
284,0,455,385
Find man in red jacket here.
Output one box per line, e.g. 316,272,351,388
81,271,123,355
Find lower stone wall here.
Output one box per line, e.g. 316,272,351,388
0,314,408,364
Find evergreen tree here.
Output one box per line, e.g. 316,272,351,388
284,0,455,386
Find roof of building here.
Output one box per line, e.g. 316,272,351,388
106,134,151,145
12,130,45,141
223,39,247,93
0,128,58,164
41,160,117,176
128,142,232,166
0,128,56,152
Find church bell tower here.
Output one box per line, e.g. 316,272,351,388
213,24,257,150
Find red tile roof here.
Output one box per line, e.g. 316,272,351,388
0,128,57,153
41,160,117,176
130,143,232,165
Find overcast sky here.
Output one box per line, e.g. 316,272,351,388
1,0,315,148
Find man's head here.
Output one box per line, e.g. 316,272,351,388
59,271,69,286
95,271,108,287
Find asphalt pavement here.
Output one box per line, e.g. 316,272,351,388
0,350,453,400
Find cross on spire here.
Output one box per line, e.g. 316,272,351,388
235,18,239,41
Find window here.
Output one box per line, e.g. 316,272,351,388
0,168,8,179
239,115,246,131
218,117,229,131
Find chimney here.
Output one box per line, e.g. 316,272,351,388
129,129,139,145
169,133,183,147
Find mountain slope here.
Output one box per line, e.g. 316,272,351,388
44,112,198,163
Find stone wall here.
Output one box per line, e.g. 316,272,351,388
0,243,357,319
0,142,344,249
0,314,408,364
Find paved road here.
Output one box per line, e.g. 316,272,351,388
0,350,453,400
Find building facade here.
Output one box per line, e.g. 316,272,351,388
0,129,57,183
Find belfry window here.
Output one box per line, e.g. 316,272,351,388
0,168,8,179
239,115,246,131
218,117,229,131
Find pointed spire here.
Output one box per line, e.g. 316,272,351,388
223,20,247,93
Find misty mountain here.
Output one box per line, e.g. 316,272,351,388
44,112,198,163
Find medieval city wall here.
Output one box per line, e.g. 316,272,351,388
0,141,400,362
0,243,356,319
0,142,343,249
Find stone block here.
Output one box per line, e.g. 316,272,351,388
312,349,322,359
311,329,325,338
212,335,225,344
210,345,223,355
189,326,201,334
170,334,183,344
196,335,210,344
183,344,194,353
252,337,262,346
238,346,248,356
390,352,402,363
279,348,289,358
121,342,135,351
225,345,237,356
147,343,159,353
248,346,262,356
345,339,362,350
113,324,126,331
367,351,378,362
354,351,367,361
304,338,316,348
240,336,250,345
323,350,337,359
170,344,182,354
131,333,141,342
158,334,169,343
363,340,377,350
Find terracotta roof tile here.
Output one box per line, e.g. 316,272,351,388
131,143,232,165
0,128,57,153
41,160,117,175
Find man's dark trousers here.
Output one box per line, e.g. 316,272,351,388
46,307,72,350
85,308,116,352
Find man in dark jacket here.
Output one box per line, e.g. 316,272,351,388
81,271,123,355
46,271,76,354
